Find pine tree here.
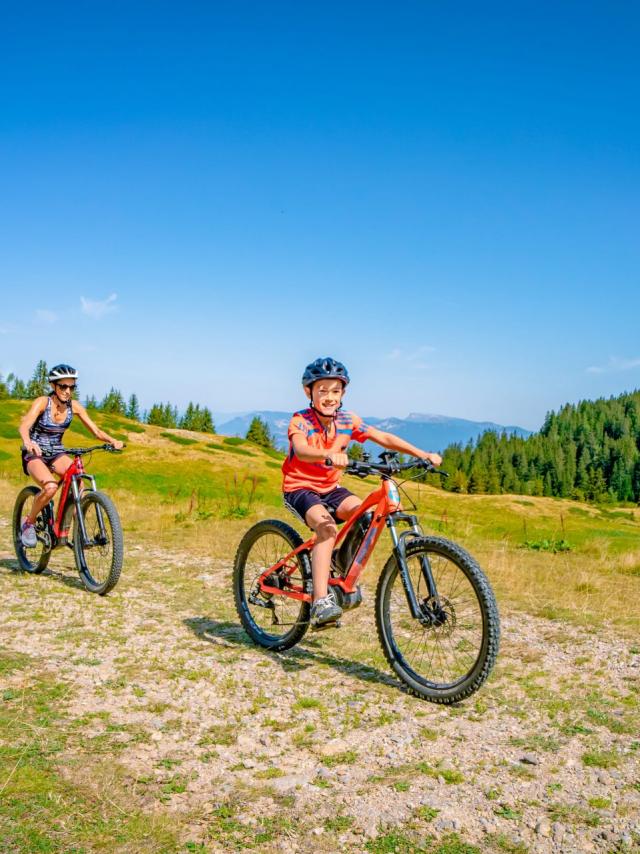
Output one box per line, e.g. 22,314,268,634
450,469,468,493
26,360,49,398
198,407,215,434
179,402,214,432
146,404,164,426
100,387,126,414
147,403,177,427
181,402,196,430
11,377,28,398
126,394,140,421
246,416,276,450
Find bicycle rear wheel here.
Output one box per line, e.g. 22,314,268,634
233,519,311,651
73,491,123,595
376,536,499,703
12,486,52,574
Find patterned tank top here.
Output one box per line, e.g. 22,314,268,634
29,396,73,456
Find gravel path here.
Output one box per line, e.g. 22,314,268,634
1,532,639,853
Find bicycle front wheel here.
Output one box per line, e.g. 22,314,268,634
233,519,311,651
376,536,499,703
73,491,123,595
12,486,52,574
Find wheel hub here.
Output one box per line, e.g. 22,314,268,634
418,596,456,635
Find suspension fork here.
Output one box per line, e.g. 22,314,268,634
387,513,439,618
70,474,101,545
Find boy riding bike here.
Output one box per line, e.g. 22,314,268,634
283,357,442,628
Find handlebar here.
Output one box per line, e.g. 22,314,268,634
325,454,448,479
64,444,125,456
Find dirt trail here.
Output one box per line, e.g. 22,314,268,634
0,535,638,853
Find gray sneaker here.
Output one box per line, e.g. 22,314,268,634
21,520,37,548
310,593,342,627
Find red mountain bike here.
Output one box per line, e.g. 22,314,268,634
233,453,500,703
12,445,124,595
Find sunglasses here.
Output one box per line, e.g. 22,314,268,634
56,383,77,391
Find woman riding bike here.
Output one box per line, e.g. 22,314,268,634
18,363,124,547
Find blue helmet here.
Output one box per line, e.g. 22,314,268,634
302,357,350,389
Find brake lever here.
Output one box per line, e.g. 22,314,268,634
422,464,449,478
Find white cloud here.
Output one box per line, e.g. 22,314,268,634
80,293,118,319
35,309,58,324
384,345,436,369
586,356,640,375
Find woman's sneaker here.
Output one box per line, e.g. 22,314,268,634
21,519,37,548
310,593,342,628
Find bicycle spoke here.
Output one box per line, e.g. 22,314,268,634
386,548,484,688
234,521,311,650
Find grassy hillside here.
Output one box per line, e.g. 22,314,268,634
1,397,638,632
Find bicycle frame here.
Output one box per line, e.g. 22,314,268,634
44,454,101,548
258,474,439,618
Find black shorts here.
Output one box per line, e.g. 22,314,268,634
283,486,355,526
21,449,67,477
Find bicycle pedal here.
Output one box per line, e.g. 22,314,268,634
310,620,342,633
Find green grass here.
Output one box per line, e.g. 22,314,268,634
320,750,358,767
582,749,620,768
0,652,180,852
160,431,198,445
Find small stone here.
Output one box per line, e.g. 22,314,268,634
535,820,551,837
271,773,306,793
552,822,565,842
520,753,539,765
362,817,378,839
312,827,324,836
320,739,350,757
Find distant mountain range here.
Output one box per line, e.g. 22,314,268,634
215,410,531,453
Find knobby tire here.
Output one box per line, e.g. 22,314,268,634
233,519,311,651
375,535,500,704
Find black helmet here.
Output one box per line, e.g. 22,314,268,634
48,364,78,383
302,357,350,389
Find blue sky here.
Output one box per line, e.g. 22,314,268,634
1,2,639,430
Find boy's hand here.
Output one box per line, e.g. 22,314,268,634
423,452,442,467
111,439,125,451
328,452,349,468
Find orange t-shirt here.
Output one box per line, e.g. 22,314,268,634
282,408,371,494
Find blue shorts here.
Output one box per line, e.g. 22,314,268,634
283,486,355,526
